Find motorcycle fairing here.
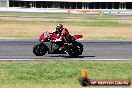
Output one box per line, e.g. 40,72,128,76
74,35,83,40
44,42,60,54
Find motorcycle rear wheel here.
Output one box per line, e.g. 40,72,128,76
76,42,83,55
68,42,83,57
68,46,79,57
33,44,47,56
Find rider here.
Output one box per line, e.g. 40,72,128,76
53,24,71,51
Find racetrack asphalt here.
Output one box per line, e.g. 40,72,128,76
0,39,132,60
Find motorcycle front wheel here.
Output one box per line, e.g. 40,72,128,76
33,43,47,56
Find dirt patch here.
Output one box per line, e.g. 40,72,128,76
0,24,132,40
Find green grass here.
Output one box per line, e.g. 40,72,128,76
63,21,132,27
0,61,131,86
0,19,131,27
0,12,116,18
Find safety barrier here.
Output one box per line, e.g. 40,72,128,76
67,9,102,14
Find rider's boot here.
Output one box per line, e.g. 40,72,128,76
59,45,66,53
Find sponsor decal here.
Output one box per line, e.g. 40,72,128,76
79,69,131,87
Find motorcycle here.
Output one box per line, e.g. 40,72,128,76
33,31,83,57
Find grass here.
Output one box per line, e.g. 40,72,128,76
1,84,131,88
0,19,131,27
0,61,131,88
0,12,117,18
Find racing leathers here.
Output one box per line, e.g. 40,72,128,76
53,28,71,51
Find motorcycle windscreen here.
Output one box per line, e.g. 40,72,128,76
40,32,49,41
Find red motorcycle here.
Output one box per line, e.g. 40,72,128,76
33,32,83,57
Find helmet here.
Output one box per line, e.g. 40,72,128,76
56,24,63,32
